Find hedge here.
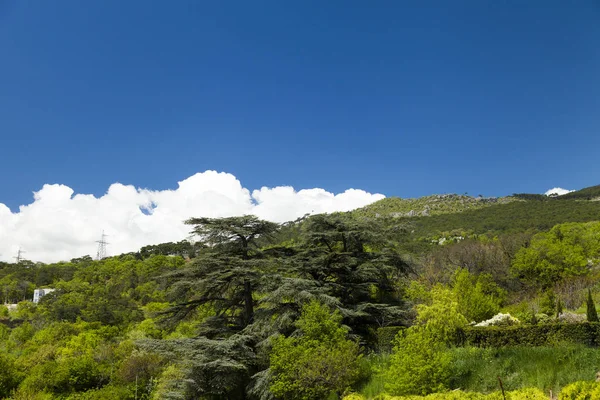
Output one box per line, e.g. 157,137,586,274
457,322,600,347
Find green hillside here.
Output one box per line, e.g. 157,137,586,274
353,194,515,218
401,198,600,238
558,184,600,200
1,185,600,399
513,184,600,201
353,189,600,243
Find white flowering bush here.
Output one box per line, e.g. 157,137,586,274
558,311,586,324
474,313,520,327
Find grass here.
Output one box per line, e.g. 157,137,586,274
356,353,390,399
450,345,600,394
355,345,600,399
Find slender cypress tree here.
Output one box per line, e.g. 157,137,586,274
587,289,599,322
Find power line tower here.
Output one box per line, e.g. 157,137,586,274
14,248,25,263
96,231,109,260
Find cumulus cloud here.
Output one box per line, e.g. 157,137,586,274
0,171,384,263
544,187,575,196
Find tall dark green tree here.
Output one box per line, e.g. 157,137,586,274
151,216,283,399
587,289,599,322
141,335,258,400
157,214,412,399
293,213,412,339
164,216,280,335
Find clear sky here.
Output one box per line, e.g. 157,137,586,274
1,0,599,212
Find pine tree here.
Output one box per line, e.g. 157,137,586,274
163,216,280,334
140,335,257,400
293,213,412,339
156,214,412,399
587,289,599,322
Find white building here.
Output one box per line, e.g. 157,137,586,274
33,288,56,303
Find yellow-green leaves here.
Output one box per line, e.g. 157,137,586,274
270,301,362,400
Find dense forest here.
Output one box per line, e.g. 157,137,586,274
2,186,600,399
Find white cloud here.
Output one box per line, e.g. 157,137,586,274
0,171,384,263
544,187,575,196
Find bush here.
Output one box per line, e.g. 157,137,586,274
375,326,404,353
559,381,600,399
270,301,362,400
346,387,548,399
452,269,505,323
65,385,135,399
385,332,452,396
384,287,466,396
458,322,600,347
474,313,520,327
558,312,586,324
0,353,20,397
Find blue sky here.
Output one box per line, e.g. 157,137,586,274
1,0,599,211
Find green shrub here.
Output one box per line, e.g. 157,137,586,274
353,387,547,399
385,332,452,396
559,381,600,399
375,326,404,353
9,322,36,346
0,353,20,397
65,384,135,399
452,269,505,323
385,287,466,396
270,301,362,400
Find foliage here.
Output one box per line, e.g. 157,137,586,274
141,335,257,400
451,269,505,323
385,331,453,396
414,286,468,344
458,322,600,347
539,289,557,315
294,213,412,338
269,301,362,400
140,240,201,259
419,236,519,290
587,289,599,322
385,287,467,396
355,353,389,399
403,199,600,238
0,352,20,397
451,345,600,394
559,184,600,200
511,222,600,288
3,207,600,399
559,381,600,399
345,387,548,399
375,326,404,353
354,194,513,219
163,215,280,334
151,364,188,400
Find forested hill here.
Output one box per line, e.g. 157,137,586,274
352,194,515,218
352,185,600,240
1,184,600,399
